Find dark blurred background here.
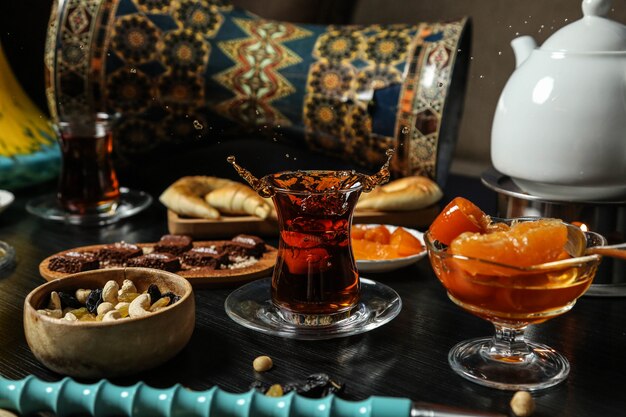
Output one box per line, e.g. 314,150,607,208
2,0,626,177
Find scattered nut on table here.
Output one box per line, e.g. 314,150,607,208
253,355,273,372
510,391,535,417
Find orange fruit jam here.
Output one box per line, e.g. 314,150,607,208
427,199,597,323
450,218,569,268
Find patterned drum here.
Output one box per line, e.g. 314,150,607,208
46,0,470,183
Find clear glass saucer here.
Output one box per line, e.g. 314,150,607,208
26,188,152,226
225,277,402,340
0,241,16,270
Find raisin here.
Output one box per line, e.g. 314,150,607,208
85,289,103,314
283,374,344,398
161,291,180,304
147,284,161,302
58,291,82,309
249,374,344,399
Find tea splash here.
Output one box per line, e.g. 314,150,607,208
226,149,394,198
227,151,395,322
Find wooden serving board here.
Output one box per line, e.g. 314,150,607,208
167,205,439,239
39,242,277,288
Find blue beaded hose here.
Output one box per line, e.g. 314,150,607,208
0,376,412,417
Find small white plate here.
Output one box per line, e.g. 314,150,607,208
0,190,14,215
354,224,427,273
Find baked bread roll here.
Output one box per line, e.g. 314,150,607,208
205,183,273,219
159,176,236,219
356,176,442,211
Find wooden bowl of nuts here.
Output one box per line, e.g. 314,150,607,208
23,267,194,378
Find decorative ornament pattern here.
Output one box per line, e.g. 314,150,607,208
174,0,223,36
46,0,469,181
214,18,312,127
394,20,468,179
112,14,160,64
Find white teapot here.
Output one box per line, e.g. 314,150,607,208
491,0,626,201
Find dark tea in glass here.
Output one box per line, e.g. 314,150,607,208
56,113,120,214
229,150,393,324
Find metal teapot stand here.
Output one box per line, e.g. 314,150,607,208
482,167,626,297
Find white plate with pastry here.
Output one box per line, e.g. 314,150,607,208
353,224,427,273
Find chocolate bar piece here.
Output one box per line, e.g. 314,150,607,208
127,253,181,272
182,246,229,268
96,242,143,263
153,234,193,255
222,234,266,258
48,251,99,273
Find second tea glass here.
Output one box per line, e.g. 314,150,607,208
55,113,120,214
425,220,604,391
26,113,152,226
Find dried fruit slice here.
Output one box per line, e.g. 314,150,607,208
350,224,368,240
450,219,568,272
352,238,399,260
389,227,424,257
428,197,487,246
363,225,391,244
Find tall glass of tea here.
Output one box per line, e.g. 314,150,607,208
229,151,393,325
55,113,120,214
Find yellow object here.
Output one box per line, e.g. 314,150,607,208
0,42,55,157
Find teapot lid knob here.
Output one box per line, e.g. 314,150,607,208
582,0,612,17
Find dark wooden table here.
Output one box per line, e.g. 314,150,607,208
0,174,625,417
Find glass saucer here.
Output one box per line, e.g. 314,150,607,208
0,241,16,270
225,277,402,340
26,188,152,226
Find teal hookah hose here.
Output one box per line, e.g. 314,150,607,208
0,375,409,417
0,375,503,417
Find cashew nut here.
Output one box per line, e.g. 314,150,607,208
64,312,78,321
253,355,273,372
118,279,137,296
102,280,119,304
48,291,62,310
102,310,122,322
96,302,115,316
38,291,63,318
75,289,91,305
128,293,151,318
510,391,535,417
